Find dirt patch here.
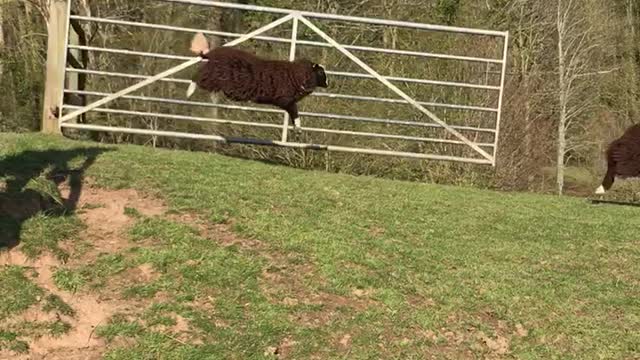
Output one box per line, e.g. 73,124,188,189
170,213,263,249
27,294,123,354
0,189,57,222
114,263,161,286
264,336,297,359
368,225,386,237
0,181,168,359
287,291,374,329
515,323,529,337
135,263,159,282
478,331,510,356
172,315,190,333
0,251,59,276
169,214,374,330
263,336,298,359
169,210,376,330
338,333,352,348
0,250,134,359
260,255,376,328
401,311,518,359
59,181,167,256
1,348,104,360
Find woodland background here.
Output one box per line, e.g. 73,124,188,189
1,0,639,196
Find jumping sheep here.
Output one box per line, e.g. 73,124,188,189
595,123,640,194
186,32,329,130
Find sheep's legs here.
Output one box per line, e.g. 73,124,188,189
595,163,616,194
283,103,301,132
186,82,197,98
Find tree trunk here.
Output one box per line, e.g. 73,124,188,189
556,0,567,195
625,0,639,122
0,2,4,80
517,9,533,161
628,0,636,41
556,105,566,195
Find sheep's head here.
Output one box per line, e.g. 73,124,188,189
313,63,329,88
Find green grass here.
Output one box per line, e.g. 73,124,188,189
124,206,143,218
0,330,29,354
53,268,86,292
20,213,84,261
1,133,640,359
42,294,75,317
0,270,74,353
0,267,43,320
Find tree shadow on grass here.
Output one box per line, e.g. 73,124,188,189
0,147,113,251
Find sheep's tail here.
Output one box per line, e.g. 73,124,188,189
190,32,210,55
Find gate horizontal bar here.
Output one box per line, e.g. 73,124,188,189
60,122,494,164
64,105,493,148
68,44,501,90
70,15,503,64
62,103,495,147
67,68,498,113
63,104,283,129
158,0,508,37
64,90,497,134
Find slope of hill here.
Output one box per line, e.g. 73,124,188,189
1,133,638,359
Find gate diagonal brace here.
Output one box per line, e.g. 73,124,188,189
294,14,494,162
58,14,295,124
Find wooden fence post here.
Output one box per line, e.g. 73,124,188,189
41,0,69,134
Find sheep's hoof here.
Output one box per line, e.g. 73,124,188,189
291,118,302,133
594,185,605,195
186,82,197,98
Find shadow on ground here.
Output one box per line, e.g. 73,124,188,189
0,147,113,250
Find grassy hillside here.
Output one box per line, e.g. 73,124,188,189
1,132,639,359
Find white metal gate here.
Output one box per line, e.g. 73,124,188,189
54,0,509,165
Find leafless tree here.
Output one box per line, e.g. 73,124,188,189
555,0,602,194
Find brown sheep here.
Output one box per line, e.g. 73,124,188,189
186,32,329,130
595,123,640,194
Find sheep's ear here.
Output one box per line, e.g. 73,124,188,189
313,63,324,69
190,32,210,55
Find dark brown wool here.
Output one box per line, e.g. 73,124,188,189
187,46,328,128
596,123,640,193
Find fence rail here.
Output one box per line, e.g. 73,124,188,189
60,122,495,165
70,15,504,64
63,100,496,147
159,0,507,37
65,68,500,114
67,44,501,90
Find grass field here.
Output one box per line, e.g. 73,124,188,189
1,132,639,359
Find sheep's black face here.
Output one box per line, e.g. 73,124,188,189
313,64,329,88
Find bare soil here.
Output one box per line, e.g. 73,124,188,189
0,180,167,359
